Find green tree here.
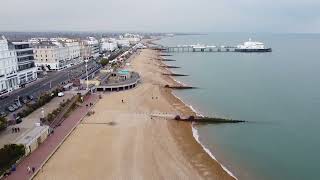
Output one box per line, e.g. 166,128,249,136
100,58,109,67
0,144,25,174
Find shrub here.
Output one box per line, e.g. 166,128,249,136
0,144,25,175
47,113,54,122
100,58,109,67
19,90,59,118
174,115,181,120
0,117,7,131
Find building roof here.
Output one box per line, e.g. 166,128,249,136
15,125,49,146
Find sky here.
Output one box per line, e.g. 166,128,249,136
0,0,320,33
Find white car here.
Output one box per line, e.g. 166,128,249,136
58,92,64,97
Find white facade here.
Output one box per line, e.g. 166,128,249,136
116,39,130,47
33,38,81,71
101,41,118,52
65,41,81,65
12,42,38,86
122,33,142,45
80,37,100,61
0,36,19,95
34,43,69,71
237,38,266,49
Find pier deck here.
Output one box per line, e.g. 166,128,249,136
164,45,237,52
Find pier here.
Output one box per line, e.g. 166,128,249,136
164,45,237,53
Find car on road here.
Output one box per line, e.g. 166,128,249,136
0,111,7,117
27,95,34,100
22,98,29,104
58,92,64,97
12,104,18,110
0,95,8,100
15,116,22,124
7,106,15,112
14,102,22,108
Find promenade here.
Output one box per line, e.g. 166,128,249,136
5,94,99,180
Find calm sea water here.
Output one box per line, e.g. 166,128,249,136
157,33,320,180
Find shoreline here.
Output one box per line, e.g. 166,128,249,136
33,47,236,180
155,49,237,179
171,91,238,179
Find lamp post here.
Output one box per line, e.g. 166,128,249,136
41,107,45,119
84,59,89,90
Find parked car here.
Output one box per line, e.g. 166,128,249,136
0,111,7,117
15,116,22,124
7,106,15,112
12,104,18,110
58,92,64,97
27,95,34,100
15,102,22,108
22,98,28,104
0,95,8,100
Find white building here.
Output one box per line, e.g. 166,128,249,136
11,42,38,86
0,36,19,95
100,38,118,52
123,33,142,44
33,42,69,71
116,39,130,47
15,125,50,155
80,37,100,61
64,41,81,65
33,38,81,71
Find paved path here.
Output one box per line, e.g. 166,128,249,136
5,94,99,180
0,94,74,149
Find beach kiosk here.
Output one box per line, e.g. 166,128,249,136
15,125,50,155
118,70,131,80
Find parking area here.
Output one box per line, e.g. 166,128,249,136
0,59,101,115
0,93,73,149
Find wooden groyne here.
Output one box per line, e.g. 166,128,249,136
173,115,245,124
164,85,196,89
156,58,176,61
162,73,189,76
160,54,173,57
161,59,176,61
160,65,181,69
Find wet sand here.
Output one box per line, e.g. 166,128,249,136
34,49,234,180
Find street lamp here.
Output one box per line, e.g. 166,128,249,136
84,59,89,90
41,107,45,120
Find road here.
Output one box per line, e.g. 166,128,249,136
0,60,100,113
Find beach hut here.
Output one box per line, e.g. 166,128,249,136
118,70,130,80
15,125,50,155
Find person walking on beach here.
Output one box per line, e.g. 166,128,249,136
27,166,31,174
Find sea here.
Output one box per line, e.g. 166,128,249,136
157,33,320,180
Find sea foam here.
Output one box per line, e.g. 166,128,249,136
172,92,238,179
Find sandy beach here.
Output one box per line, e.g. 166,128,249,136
34,49,234,180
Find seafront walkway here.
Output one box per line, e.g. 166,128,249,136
5,94,99,180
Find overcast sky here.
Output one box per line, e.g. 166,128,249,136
1,0,320,33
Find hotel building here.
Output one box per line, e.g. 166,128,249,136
33,41,69,71
11,42,37,86
33,38,81,71
80,37,100,61
0,36,19,95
